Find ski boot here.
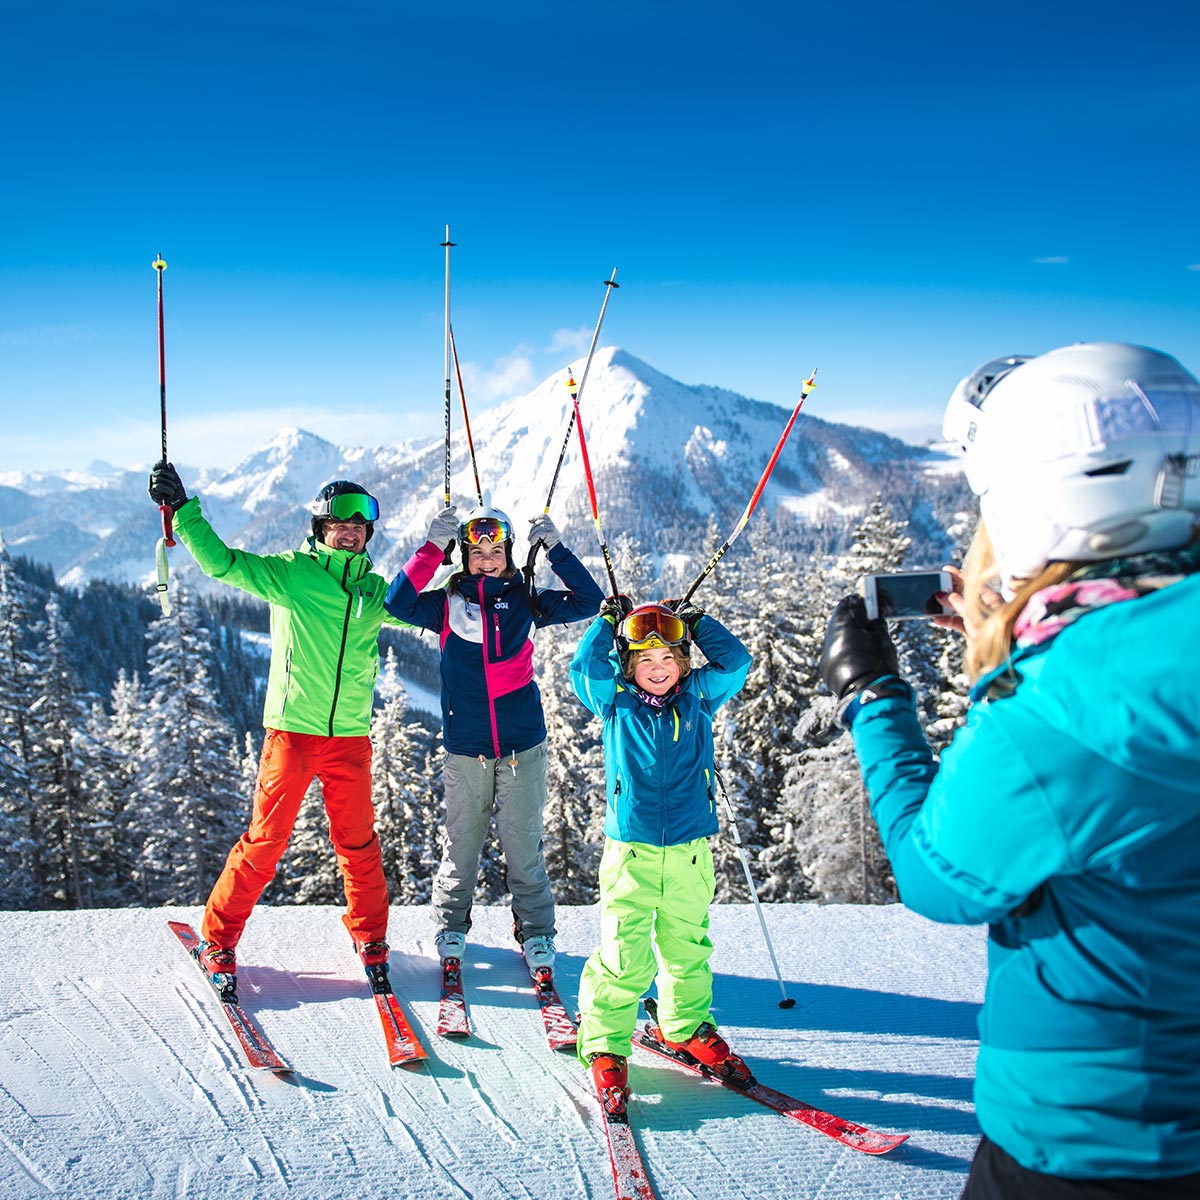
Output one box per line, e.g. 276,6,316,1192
589,1053,630,1115
355,938,391,994
435,930,466,962
521,935,556,978
652,1020,755,1088
196,942,237,1004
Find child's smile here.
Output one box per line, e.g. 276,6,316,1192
631,646,681,696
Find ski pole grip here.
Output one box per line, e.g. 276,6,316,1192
160,504,175,548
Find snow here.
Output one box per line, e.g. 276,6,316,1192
0,903,986,1199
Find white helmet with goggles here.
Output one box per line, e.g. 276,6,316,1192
310,481,380,543
616,604,689,654
943,342,1200,582
458,505,515,568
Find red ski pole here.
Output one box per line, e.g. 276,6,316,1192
680,368,817,604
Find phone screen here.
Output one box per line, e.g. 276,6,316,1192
873,573,947,618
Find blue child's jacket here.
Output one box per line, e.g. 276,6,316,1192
570,614,751,846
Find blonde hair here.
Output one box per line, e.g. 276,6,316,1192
620,642,692,682
961,522,1076,681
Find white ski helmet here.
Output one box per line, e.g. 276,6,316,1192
458,505,515,569
943,342,1200,582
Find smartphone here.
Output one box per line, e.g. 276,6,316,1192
858,570,952,621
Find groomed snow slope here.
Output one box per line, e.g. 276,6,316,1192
0,904,985,1200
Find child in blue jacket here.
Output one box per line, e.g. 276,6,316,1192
570,599,751,1103
385,504,603,976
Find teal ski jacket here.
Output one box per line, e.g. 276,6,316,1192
570,614,751,847
849,573,1200,1179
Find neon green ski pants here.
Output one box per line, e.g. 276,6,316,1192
577,836,718,1063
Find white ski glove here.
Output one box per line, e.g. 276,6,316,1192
528,513,561,550
427,505,459,547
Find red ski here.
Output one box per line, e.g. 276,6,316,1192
167,920,289,1072
436,957,471,1039
530,964,577,1052
595,1080,658,1200
359,958,428,1067
634,1001,907,1155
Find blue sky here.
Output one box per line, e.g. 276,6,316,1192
2,0,1198,474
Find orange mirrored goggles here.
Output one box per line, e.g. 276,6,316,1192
617,606,687,650
461,516,512,545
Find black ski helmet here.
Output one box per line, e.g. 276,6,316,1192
310,480,379,544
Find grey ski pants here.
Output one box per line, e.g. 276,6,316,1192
432,740,556,940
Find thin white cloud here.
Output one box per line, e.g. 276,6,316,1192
0,324,96,347
1033,256,1069,265
545,326,592,355
1188,263,1200,272
459,348,537,404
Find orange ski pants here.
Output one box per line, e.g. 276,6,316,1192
202,730,389,948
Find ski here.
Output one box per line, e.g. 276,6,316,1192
635,1001,907,1154
529,963,577,1051
436,957,471,1039
166,920,290,1072
595,1081,658,1200
360,958,429,1067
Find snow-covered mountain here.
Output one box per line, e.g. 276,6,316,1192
0,348,955,590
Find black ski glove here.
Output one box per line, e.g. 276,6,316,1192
819,595,907,728
148,460,188,511
662,597,705,633
599,594,633,626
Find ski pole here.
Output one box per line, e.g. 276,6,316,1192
568,369,621,598
715,770,795,1009
449,324,484,507
680,368,817,604
526,269,619,582
539,268,619,516
153,254,172,618
439,226,456,561
154,254,173,547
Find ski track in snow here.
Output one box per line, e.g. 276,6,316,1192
0,904,984,1199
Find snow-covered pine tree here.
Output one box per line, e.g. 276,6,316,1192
33,595,93,907
274,777,342,906
538,630,604,905
138,585,245,905
87,671,151,906
709,517,816,902
370,650,440,904
0,538,47,908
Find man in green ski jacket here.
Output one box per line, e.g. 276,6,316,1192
149,462,404,988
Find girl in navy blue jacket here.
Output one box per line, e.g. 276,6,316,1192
385,505,603,975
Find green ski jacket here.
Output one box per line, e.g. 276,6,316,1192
174,497,405,737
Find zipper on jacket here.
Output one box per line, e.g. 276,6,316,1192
328,559,353,736
478,576,502,758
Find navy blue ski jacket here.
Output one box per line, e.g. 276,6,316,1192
385,539,603,759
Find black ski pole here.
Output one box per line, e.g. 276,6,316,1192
154,254,173,547
526,269,619,581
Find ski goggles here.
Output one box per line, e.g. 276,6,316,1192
461,516,512,545
617,606,687,650
313,492,380,523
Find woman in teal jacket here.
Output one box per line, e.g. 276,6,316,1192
820,343,1200,1198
